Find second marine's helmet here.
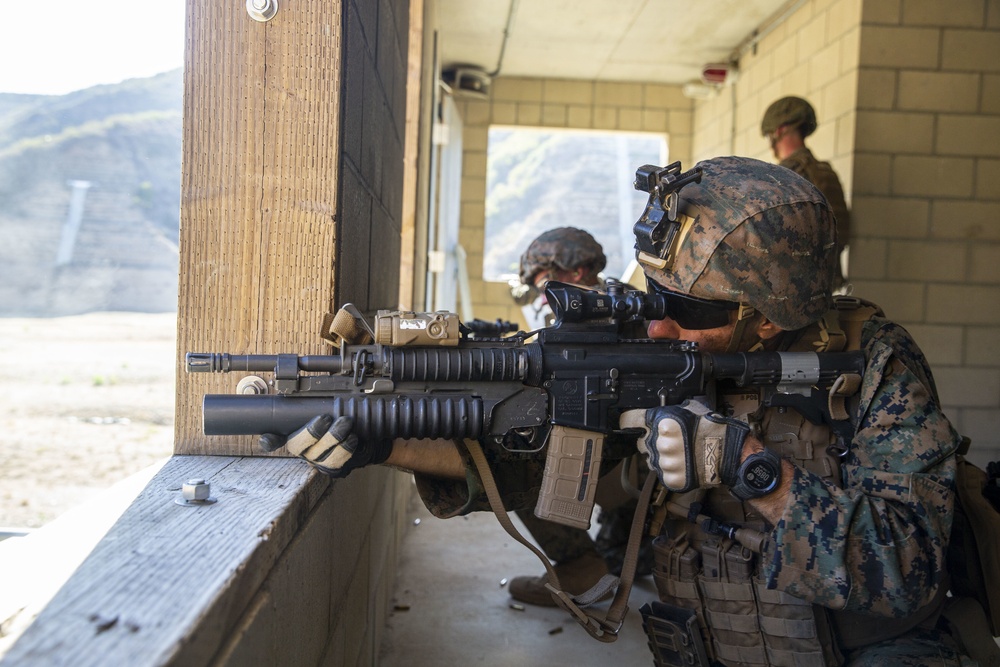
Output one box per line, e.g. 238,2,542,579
518,227,607,287
639,156,837,331
761,96,818,138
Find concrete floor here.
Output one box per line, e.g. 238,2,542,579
379,488,658,666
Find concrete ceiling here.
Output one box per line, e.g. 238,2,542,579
435,0,796,86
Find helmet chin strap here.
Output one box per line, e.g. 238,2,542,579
725,305,762,353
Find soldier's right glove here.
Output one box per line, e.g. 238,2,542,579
261,415,392,478
621,400,749,493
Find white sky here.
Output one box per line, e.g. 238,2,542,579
0,0,186,95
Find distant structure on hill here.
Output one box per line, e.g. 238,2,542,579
0,69,182,316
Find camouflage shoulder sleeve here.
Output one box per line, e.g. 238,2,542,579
781,150,850,248
760,319,961,617
413,441,548,518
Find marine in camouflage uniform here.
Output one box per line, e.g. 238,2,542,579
276,157,972,664
762,96,851,289
414,157,970,665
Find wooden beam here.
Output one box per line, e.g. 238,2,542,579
175,0,343,455
0,456,330,665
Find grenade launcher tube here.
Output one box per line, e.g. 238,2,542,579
202,393,486,441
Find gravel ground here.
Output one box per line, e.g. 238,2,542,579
0,313,177,529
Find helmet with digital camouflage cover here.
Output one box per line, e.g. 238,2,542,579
761,96,818,138
518,227,607,287
638,156,836,331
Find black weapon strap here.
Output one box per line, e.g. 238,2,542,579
461,437,657,642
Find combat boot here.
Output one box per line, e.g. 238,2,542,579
508,550,610,607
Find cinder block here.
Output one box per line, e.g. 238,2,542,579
839,25,861,72
541,104,567,127
976,159,1000,198
936,115,1000,157
892,156,975,197
852,153,893,195
784,63,811,98
943,30,1000,72
517,103,541,125
888,240,967,281
822,73,859,118
566,106,593,128
828,0,863,40
619,108,643,131
856,69,896,109
967,326,1000,366
460,175,486,204
463,126,489,150
991,0,1000,28
594,106,618,130
846,238,887,279
667,109,692,136
856,110,935,153
928,284,1000,324
971,244,1000,283
747,53,774,94
462,100,490,126
809,124,838,160
595,81,643,107
799,13,830,62
903,323,966,365
492,77,543,102
851,196,930,237
644,84,689,109
491,101,517,125
770,38,799,78
642,109,668,132
902,0,986,27
862,0,901,24
669,136,693,166
859,26,939,68
784,0,815,35
931,200,1000,240
462,151,488,179
898,72,981,112
835,114,858,157
808,43,842,89
933,366,1000,407
848,279,926,320
544,79,593,105
983,75,1000,113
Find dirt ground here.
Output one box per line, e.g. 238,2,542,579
0,313,177,529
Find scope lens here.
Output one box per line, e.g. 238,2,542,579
646,280,738,330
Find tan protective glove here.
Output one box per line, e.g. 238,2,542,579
261,415,392,478
620,400,749,492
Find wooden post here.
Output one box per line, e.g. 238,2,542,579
175,0,342,455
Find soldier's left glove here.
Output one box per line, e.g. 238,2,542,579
262,415,392,478
620,400,750,493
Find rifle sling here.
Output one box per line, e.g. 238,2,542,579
461,438,657,642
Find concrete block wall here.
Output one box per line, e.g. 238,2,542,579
693,0,861,188
691,0,1000,466
452,77,694,324
849,0,1000,466
336,0,415,661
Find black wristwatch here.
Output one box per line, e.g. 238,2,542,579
729,448,782,501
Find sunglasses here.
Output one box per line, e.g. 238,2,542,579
647,279,739,330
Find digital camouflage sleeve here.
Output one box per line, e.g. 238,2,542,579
762,315,961,617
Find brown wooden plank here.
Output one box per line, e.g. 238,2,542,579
175,0,343,455
0,455,329,667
